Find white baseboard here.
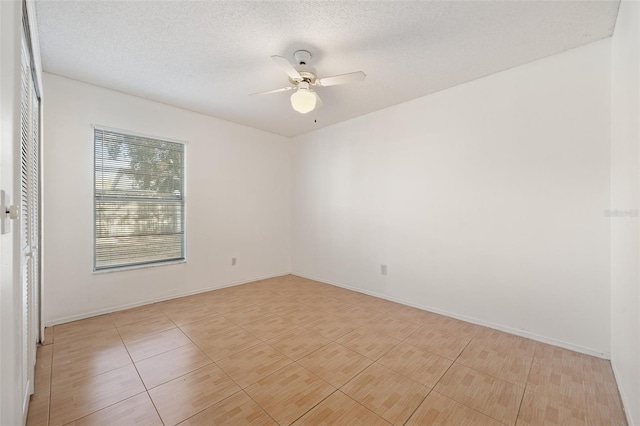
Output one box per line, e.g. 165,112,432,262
46,269,611,360
291,271,610,359
611,359,635,426
44,271,291,327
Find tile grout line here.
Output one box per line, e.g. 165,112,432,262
285,360,338,426
401,388,433,426
316,305,415,424
400,334,475,426
430,335,515,426
339,304,431,425
215,291,351,424
115,311,177,343
217,292,338,425
240,384,282,425
138,308,277,424
115,318,167,426
455,354,532,392
180,389,274,425
59,392,151,426
174,312,264,371
263,326,333,363
164,306,281,424
53,317,153,425
514,355,535,425
288,388,337,425
333,390,392,426
153,315,243,387
369,310,473,424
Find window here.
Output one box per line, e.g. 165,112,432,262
94,127,185,271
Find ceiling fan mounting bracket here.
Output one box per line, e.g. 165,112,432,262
293,50,312,65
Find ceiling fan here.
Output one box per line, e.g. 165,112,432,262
250,50,366,114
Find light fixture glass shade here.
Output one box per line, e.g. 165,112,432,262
290,88,317,114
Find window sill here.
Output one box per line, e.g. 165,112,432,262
93,259,186,274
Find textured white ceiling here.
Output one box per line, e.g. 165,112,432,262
35,0,619,137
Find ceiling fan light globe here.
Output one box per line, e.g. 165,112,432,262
290,89,317,114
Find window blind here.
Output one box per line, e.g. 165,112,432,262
94,128,185,270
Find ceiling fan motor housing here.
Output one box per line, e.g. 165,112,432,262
289,71,317,86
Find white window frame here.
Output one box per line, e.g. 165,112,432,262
93,125,187,272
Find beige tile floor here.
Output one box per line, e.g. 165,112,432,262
27,275,627,426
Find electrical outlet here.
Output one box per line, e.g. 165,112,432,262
231,257,237,266
381,264,387,275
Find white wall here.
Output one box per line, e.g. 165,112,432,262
292,39,612,356
43,73,291,325
610,0,640,423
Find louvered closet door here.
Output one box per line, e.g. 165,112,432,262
20,34,40,403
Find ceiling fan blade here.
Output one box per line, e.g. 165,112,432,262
317,71,366,87
249,86,294,96
314,92,324,109
271,55,301,79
